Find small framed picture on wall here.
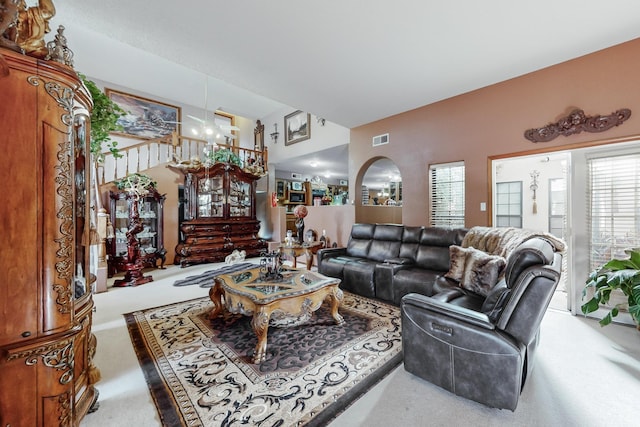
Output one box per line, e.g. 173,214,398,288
284,110,311,145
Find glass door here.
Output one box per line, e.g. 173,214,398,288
197,176,224,218
73,112,90,299
229,175,252,217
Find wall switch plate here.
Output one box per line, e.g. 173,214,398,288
480,202,486,211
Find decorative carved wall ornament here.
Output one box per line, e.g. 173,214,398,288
524,108,631,143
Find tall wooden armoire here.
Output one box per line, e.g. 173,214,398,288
0,49,100,426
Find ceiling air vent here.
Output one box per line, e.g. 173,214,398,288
372,133,389,147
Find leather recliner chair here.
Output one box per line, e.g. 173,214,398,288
401,237,563,410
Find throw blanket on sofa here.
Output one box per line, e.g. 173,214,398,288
461,226,566,258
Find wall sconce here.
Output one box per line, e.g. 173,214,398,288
317,117,326,126
270,123,279,144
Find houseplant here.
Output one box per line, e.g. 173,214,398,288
79,73,125,162
114,172,157,195
581,248,640,328
209,147,241,166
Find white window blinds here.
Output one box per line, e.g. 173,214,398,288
429,161,465,227
588,153,640,271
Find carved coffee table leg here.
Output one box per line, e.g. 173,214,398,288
329,286,345,325
304,247,313,270
208,281,223,320
251,307,271,363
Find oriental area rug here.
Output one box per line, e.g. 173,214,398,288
124,288,402,427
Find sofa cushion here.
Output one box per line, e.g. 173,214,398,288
368,224,403,262
445,245,507,296
399,226,423,261
392,268,442,304
420,227,467,246
345,223,376,258
319,256,360,280
346,239,372,258
480,279,510,323
413,227,467,271
415,245,451,271
342,259,377,298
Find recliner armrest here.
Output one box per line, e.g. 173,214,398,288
402,293,494,330
430,288,465,303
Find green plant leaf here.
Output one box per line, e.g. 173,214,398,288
79,73,125,161
209,148,241,166
581,297,600,315
626,249,640,268
599,312,613,327
583,251,640,328
629,304,640,324
633,284,640,305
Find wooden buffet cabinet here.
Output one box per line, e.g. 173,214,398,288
169,162,267,267
0,49,100,425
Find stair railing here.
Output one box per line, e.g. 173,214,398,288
96,132,268,185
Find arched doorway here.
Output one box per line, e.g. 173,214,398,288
355,157,403,224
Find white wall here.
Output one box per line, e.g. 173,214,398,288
54,22,286,121
261,107,350,167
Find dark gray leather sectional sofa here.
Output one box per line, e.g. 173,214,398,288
317,223,564,410
317,223,467,305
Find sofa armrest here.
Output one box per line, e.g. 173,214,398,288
317,247,347,271
401,292,494,330
317,247,346,261
374,262,412,302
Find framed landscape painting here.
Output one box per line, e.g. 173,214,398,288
284,110,311,145
106,89,181,140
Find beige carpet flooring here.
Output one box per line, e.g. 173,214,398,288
81,259,639,427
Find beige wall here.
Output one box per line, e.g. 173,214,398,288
349,38,640,227
268,205,354,248
356,206,403,225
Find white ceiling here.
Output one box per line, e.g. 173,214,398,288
51,1,640,183
54,0,640,128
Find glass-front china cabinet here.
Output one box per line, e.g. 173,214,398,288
108,188,166,277
169,162,266,267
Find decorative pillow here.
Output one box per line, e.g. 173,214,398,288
445,245,507,296
445,245,468,282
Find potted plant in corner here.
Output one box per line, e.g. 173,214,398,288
581,248,640,329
